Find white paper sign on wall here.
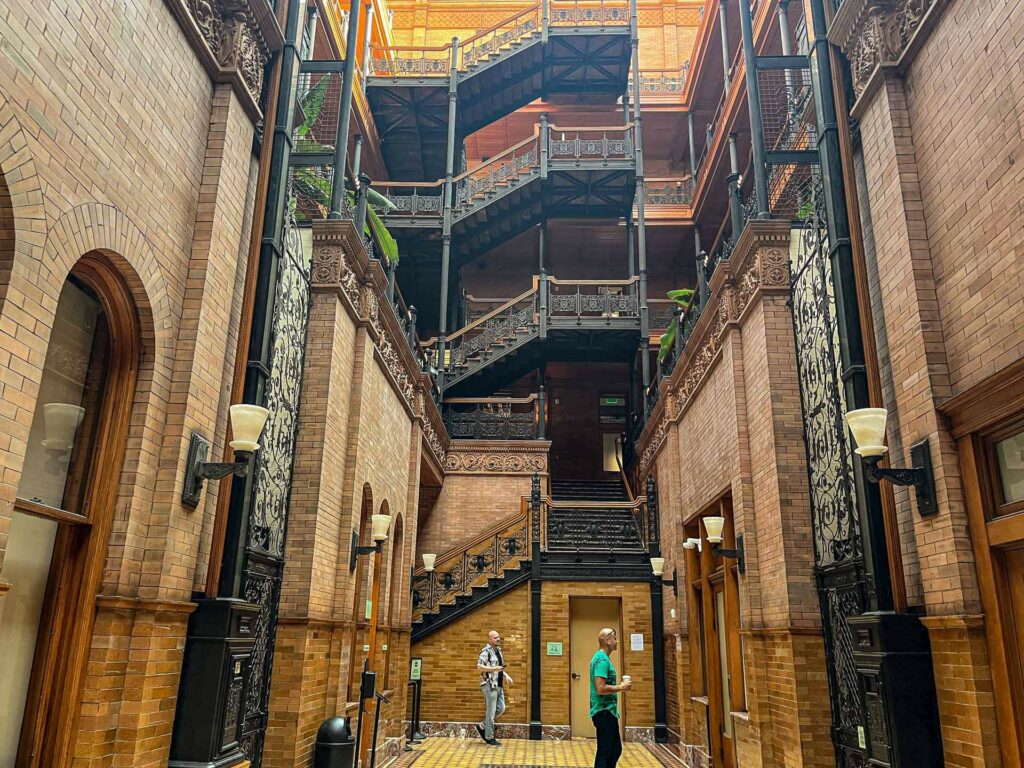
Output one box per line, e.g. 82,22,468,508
630,633,644,651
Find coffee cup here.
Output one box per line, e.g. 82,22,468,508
621,675,632,684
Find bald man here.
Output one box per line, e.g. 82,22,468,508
590,627,631,768
476,629,513,745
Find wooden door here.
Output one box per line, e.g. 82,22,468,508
1005,546,1024,719
569,597,621,738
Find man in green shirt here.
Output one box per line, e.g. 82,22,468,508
589,627,632,768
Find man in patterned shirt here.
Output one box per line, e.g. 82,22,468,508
476,629,513,745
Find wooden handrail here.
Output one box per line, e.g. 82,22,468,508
544,496,646,510
413,509,529,577
371,42,451,53
443,393,539,405
461,4,540,47
647,176,694,184
376,179,445,189
465,294,514,305
442,280,538,344
547,275,639,286
548,122,635,132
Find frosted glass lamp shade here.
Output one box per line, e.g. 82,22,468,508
42,403,86,451
229,404,270,452
703,516,725,544
650,557,666,576
845,407,889,457
371,513,392,542
422,553,437,572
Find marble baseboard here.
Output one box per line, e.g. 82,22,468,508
682,743,711,768
415,721,571,741
624,726,655,743
374,737,402,763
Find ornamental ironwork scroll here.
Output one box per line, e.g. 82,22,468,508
790,175,869,760
238,200,313,766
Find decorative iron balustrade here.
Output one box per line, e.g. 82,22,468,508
548,125,634,163
443,395,540,440
630,63,689,94
648,299,677,330
455,140,540,209
547,277,640,322
461,7,540,68
644,178,693,206
411,511,531,623
549,0,629,26
447,293,539,369
544,498,649,552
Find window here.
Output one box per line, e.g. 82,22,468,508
995,429,1024,506
0,256,139,767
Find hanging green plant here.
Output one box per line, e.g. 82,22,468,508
657,288,695,364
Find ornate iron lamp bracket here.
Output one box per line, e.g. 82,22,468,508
182,432,252,508
862,438,938,517
711,534,746,574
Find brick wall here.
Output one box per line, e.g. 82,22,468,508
413,583,532,726
0,0,261,761
848,0,1022,761
640,224,830,767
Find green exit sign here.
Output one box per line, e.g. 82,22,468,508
547,642,563,656
601,397,625,406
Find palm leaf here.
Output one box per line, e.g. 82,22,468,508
658,317,678,363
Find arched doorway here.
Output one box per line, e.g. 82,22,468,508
0,253,141,767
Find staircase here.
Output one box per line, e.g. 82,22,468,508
412,479,657,642
428,274,643,394
367,1,631,181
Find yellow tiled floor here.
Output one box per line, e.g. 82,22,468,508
390,736,667,767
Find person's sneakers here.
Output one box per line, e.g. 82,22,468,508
475,724,486,741
485,738,501,746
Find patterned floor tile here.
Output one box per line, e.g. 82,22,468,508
386,736,669,767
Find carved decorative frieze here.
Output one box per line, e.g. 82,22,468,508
635,222,792,479
180,0,271,110
443,441,549,474
829,0,939,98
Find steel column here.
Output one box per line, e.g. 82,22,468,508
727,133,744,235
328,0,362,218
352,134,363,177
436,37,459,397
718,0,731,89
361,0,375,86
738,0,770,218
687,111,698,190
630,0,650,407
529,475,543,740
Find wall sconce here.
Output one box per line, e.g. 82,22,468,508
42,403,86,451
682,537,702,553
182,404,270,508
702,516,745,573
650,557,678,595
845,407,938,517
422,553,437,572
349,513,392,571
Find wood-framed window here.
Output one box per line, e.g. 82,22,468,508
683,494,745,768
943,362,1024,767
0,254,140,767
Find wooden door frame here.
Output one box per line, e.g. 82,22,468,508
940,359,1024,767
568,595,623,738
686,493,744,768
14,254,141,767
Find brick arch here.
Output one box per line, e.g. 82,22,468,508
0,91,46,318
30,204,175,596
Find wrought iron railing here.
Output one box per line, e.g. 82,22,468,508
369,0,628,79
454,134,541,211
547,124,635,163
443,283,540,371
373,180,445,219
547,276,640,322
630,62,689,94
443,394,541,440
644,177,694,207
412,504,531,623
542,496,650,552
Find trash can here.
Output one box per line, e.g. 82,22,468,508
313,716,355,768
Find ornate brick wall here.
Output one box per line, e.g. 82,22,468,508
635,222,831,767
